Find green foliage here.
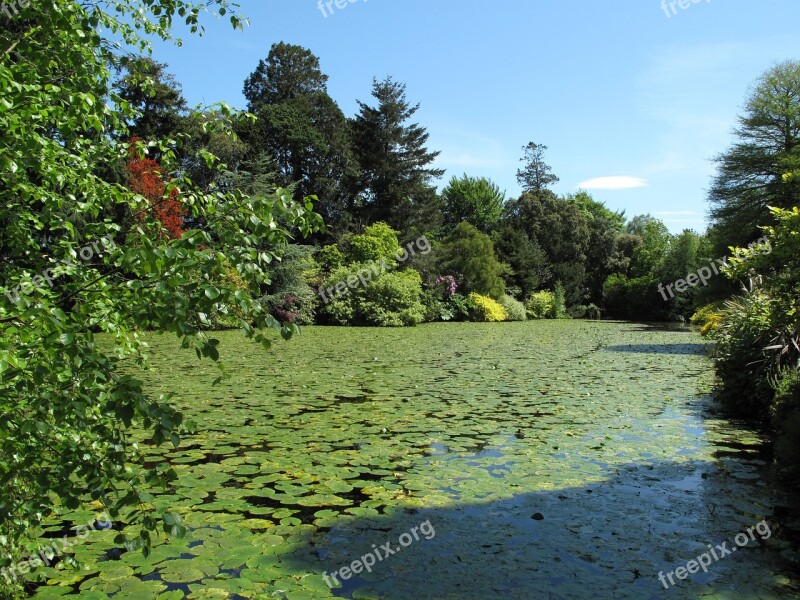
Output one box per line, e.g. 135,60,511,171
553,282,568,319
569,304,602,320
441,174,504,233
499,294,527,321
566,192,626,305
319,264,424,326
493,223,551,298
243,42,329,108
359,270,426,326
448,293,476,321
656,229,705,318
710,206,800,421
467,293,507,322
501,191,589,306
710,61,800,246
602,274,668,321
771,370,800,479
526,291,555,319
420,286,452,322
261,245,320,325
0,1,322,594
241,43,356,232
710,292,782,416
345,222,401,264
114,57,188,143
350,77,444,234
626,216,672,279
517,142,559,193
440,222,505,300
316,244,345,271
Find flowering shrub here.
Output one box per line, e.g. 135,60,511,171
468,292,507,322
435,275,458,297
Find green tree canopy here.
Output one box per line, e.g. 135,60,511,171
243,41,329,109
114,57,188,142
241,43,356,233
441,174,504,233
439,222,505,300
710,60,800,247
502,191,590,305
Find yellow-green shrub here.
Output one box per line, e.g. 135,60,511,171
690,302,725,336
468,292,507,322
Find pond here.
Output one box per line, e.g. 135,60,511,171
28,321,800,599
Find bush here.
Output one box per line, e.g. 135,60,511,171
553,282,568,319
771,370,800,479
420,287,450,322
690,302,725,336
261,245,319,325
526,290,555,319
345,222,401,264
468,292,507,322
318,264,424,326
710,292,779,417
602,273,669,320
360,270,425,326
316,244,345,271
570,304,602,319
500,294,527,321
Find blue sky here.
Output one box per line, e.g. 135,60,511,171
150,0,800,232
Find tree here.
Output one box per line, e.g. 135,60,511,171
517,142,559,193
114,57,188,142
127,143,186,239
566,192,625,304
441,174,504,233
502,191,590,305
350,77,444,234
493,223,550,298
0,2,322,596
241,44,356,234
709,60,800,247
657,229,704,317
439,222,505,299
626,214,672,278
243,41,329,109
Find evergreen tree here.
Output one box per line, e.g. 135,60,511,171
350,77,444,235
439,222,506,300
242,43,356,234
114,57,188,142
517,142,559,193
710,60,800,247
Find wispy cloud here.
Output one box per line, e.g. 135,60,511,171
655,210,701,216
577,176,647,190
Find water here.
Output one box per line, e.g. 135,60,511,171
28,321,800,599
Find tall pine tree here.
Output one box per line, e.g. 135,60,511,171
350,77,444,237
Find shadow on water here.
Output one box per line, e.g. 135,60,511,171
272,458,800,600
604,343,711,355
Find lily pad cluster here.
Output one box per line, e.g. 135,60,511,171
27,322,800,599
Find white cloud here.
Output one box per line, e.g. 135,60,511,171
655,210,701,216
577,176,648,190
